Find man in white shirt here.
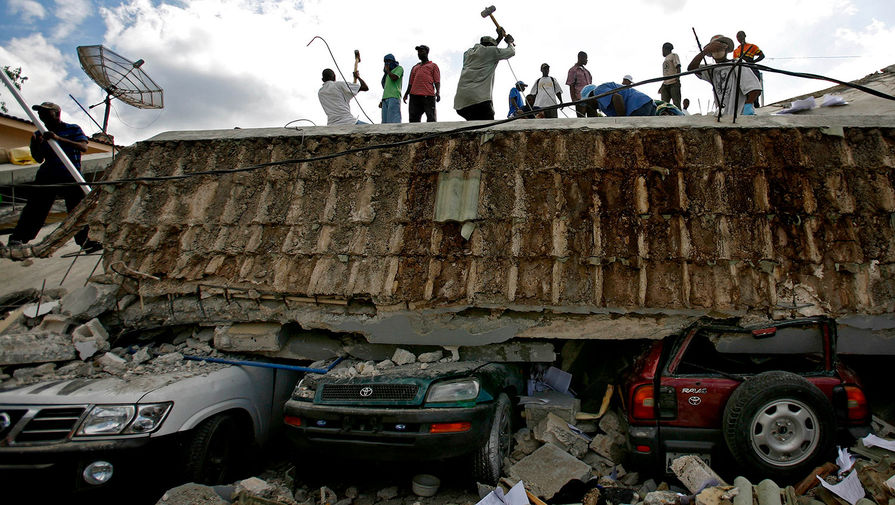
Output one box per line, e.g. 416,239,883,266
533,63,563,118
318,68,369,125
659,42,682,109
687,35,761,117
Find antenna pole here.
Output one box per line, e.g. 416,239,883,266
1,65,91,195
102,94,112,133
68,94,104,132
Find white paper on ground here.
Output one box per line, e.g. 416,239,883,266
775,96,816,114
817,471,865,505
820,94,847,107
475,481,530,505
862,433,895,452
837,446,856,475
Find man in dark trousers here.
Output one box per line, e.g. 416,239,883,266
403,45,441,122
454,29,515,121
8,102,100,252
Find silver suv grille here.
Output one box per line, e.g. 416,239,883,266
320,384,419,401
0,406,86,445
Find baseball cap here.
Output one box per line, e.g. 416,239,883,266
516,81,527,88
415,45,429,51
32,102,61,112
623,75,633,82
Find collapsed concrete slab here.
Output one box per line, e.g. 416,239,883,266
0,332,77,365
507,442,591,499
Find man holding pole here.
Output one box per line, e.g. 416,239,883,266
8,102,100,252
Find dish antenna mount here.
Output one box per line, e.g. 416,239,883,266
77,45,163,134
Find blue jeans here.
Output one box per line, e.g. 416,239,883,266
381,97,401,123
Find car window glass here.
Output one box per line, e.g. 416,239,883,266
675,323,825,375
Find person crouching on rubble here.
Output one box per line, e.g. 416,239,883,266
579,82,657,117
7,102,101,253
687,34,761,116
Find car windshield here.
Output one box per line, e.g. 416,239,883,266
675,323,826,375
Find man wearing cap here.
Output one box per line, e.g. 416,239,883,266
687,34,761,116
508,80,527,118
454,29,515,121
580,82,656,117
8,102,99,252
566,51,592,117
318,68,369,125
659,42,682,108
622,75,634,86
404,45,441,122
380,54,403,124
532,63,563,119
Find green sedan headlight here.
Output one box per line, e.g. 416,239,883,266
425,378,480,403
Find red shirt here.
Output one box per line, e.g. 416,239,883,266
407,61,440,96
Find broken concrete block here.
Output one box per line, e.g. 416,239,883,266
510,428,542,460
460,342,556,362
72,318,111,360
12,363,56,381
158,343,177,354
213,323,284,352
671,455,727,494
696,486,737,505
60,283,118,320
235,477,274,499
377,486,399,500
154,352,184,366
342,339,399,361
376,359,395,370
194,327,215,343
96,352,127,373
599,409,624,435
156,482,227,505
645,491,682,505
588,432,626,463
524,391,580,429
57,361,93,377
131,347,151,365
507,443,591,499
37,314,73,334
391,348,416,366
418,350,443,363
0,332,76,365
535,412,590,458
267,329,343,360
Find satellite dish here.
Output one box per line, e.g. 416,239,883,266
76,45,163,135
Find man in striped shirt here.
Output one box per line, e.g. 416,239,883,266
734,31,765,107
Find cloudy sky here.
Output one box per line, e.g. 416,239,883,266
1,0,894,146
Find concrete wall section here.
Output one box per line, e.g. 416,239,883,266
67,118,895,334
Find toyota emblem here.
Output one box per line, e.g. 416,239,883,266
0,412,10,430
688,396,702,406
359,386,373,397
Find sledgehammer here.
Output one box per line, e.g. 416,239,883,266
481,5,514,45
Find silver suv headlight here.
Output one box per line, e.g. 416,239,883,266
425,378,480,403
77,403,171,436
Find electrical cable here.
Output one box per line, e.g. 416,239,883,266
16,62,895,193
307,36,375,124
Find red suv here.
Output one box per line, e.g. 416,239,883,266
624,317,870,480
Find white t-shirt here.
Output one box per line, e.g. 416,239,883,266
533,76,561,107
696,62,761,116
318,80,361,125
663,53,681,84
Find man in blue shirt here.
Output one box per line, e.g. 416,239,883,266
508,80,527,117
580,82,657,117
8,102,100,252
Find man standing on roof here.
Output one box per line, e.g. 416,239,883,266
734,31,765,107
687,34,761,116
454,29,515,121
566,51,593,117
8,102,100,252
581,83,656,117
508,80,527,118
533,64,563,118
404,45,441,122
659,42,682,109
380,54,403,124
318,68,369,125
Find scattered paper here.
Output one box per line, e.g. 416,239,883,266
775,96,816,114
475,481,530,505
862,433,895,452
820,94,847,107
543,367,572,394
22,300,59,318
885,475,895,494
817,471,865,505
837,447,856,475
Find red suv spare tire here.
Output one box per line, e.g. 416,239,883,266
722,371,835,480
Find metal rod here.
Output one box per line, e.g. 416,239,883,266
184,355,345,374
0,65,92,194
68,93,104,133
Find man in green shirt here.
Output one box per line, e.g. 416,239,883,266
381,53,403,123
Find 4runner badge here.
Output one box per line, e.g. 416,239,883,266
682,388,707,394
359,387,373,397
688,396,702,406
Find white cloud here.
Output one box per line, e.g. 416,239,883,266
53,0,93,39
7,0,47,22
